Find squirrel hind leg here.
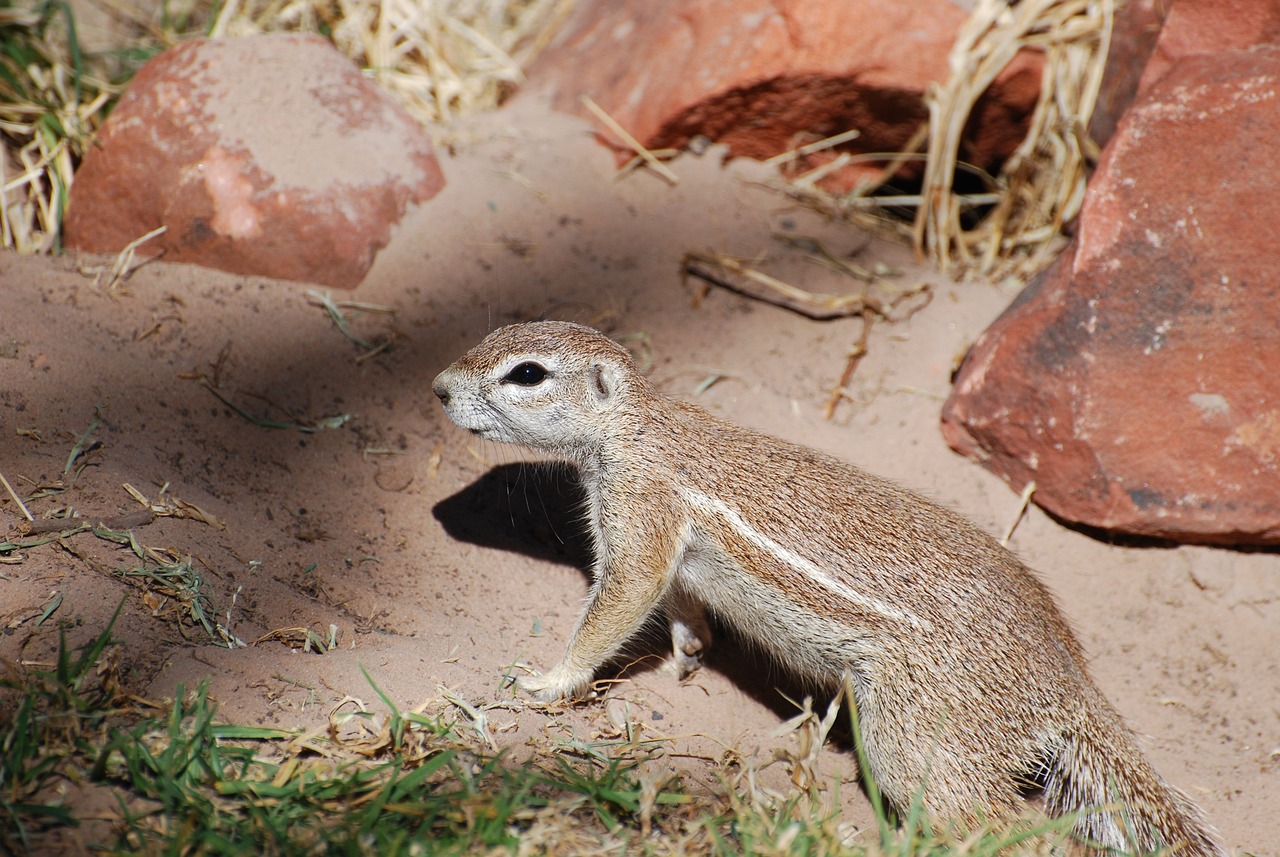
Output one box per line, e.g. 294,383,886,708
852,685,1025,829
664,589,712,679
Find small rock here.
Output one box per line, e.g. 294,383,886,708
942,47,1280,545
64,34,444,289
525,0,1039,190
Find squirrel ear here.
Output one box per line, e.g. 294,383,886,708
588,362,618,407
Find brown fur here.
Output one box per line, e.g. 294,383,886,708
433,321,1226,856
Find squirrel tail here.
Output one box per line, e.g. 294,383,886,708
1043,689,1226,857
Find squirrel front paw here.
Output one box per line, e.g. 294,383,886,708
517,663,593,702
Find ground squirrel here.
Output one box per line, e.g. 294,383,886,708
433,321,1225,855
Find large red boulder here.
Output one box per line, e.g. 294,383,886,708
526,0,1040,190
942,45,1280,545
64,35,444,289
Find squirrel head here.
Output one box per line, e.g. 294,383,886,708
433,321,642,457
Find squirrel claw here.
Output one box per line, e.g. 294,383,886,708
518,666,591,703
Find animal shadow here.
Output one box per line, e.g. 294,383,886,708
431,462,593,571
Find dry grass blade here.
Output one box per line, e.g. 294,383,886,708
1001,479,1037,546
194,375,352,433
914,0,1113,279
0,470,34,522
122,482,225,530
763,128,863,168
581,94,680,185
255,625,339,653
768,694,842,791
305,289,402,360
98,225,167,291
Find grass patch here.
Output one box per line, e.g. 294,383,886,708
2,613,1088,855
1,600,129,853
0,0,116,253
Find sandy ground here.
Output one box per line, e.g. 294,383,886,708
1,98,1276,853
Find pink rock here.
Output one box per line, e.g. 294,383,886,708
526,0,1039,189
64,35,444,289
942,47,1280,545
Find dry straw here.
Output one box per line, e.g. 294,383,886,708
774,0,1113,282
0,6,115,254
209,0,575,124
914,0,1114,279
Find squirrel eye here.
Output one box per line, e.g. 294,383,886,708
502,361,549,386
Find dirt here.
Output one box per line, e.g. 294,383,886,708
1,98,1275,853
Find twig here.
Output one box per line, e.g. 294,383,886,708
683,251,886,321
763,128,863,167
1001,480,1037,546
20,508,155,536
823,319,873,421
0,470,33,521
581,95,679,186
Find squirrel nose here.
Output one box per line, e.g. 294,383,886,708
432,376,451,406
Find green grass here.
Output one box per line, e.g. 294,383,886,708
1,610,1086,856
1,600,127,853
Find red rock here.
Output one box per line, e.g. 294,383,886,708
1139,0,1280,91
526,0,1040,190
64,35,444,289
942,46,1280,545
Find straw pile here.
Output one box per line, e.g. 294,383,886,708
914,0,1113,279
777,0,1113,282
